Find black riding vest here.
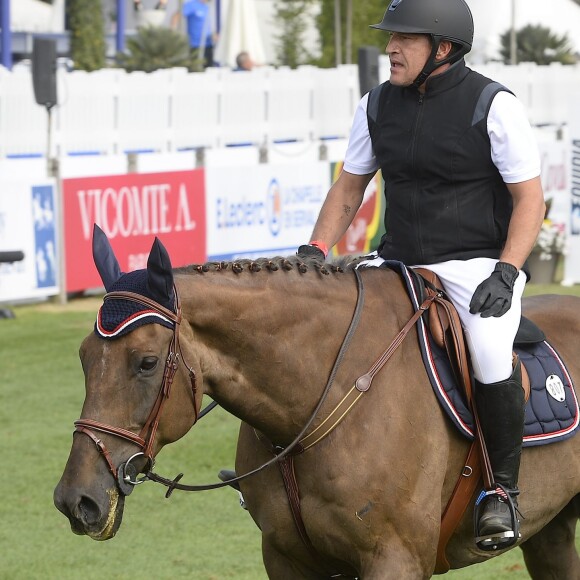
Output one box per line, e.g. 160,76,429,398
368,60,513,265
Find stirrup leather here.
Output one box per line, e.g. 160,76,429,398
474,484,520,551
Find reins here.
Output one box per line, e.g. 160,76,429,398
74,266,366,497
145,267,367,495
294,287,439,451
75,264,439,499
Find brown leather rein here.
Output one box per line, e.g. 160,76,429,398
73,268,367,497
145,267,368,495
74,268,438,499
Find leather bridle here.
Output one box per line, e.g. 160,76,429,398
74,290,199,496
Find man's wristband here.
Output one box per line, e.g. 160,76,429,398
309,240,329,257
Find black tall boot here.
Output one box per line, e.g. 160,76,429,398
474,358,525,541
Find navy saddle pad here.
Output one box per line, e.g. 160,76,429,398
386,260,579,447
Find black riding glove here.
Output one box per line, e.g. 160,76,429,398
469,262,519,318
297,244,325,262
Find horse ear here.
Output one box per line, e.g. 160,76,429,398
92,224,122,291
146,238,174,307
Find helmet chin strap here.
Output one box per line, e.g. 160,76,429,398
411,35,460,89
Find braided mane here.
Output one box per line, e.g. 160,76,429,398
175,255,366,277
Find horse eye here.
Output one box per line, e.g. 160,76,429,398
140,357,158,372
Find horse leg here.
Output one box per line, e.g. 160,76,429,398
262,540,340,580
520,495,580,580
236,425,352,579
357,542,434,580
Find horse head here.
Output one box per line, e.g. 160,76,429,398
54,225,202,540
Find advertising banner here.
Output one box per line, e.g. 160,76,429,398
567,118,580,284
540,140,569,227
205,162,330,260
0,181,59,303
330,163,384,257
62,170,207,292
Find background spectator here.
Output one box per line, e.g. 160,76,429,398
182,0,218,68
234,51,255,71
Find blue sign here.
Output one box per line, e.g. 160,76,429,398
32,185,57,288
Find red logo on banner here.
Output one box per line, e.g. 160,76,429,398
331,163,383,256
63,170,207,292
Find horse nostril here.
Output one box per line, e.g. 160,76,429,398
54,485,74,519
76,495,102,527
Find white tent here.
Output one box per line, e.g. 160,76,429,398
467,0,580,63
214,0,267,68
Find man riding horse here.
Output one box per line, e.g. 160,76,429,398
299,0,546,546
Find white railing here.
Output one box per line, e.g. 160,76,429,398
0,59,578,159
379,56,579,128
0,64,360,158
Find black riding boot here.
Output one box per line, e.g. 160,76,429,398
474,358,525,540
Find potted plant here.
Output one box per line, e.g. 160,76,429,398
528,215,567,284
532,217,567,261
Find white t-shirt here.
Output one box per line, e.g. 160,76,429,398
343,89,541,184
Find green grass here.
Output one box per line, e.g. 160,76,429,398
0,300,264,580
1,282,579,579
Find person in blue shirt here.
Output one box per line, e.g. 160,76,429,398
182,0,218,68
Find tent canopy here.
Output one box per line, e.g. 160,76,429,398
214,0,266,68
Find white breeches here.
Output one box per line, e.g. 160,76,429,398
412,258,527,384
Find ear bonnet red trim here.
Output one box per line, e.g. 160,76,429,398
94,270,176,339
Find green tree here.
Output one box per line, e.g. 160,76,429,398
67,0,106,71
500,24,576,65
273,0,316,68
315,0,387,68
117,26,194,72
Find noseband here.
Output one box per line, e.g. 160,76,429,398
74,290,199,496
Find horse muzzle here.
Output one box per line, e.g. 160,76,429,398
53,478,126,540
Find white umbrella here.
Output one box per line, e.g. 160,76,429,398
214,0,266,68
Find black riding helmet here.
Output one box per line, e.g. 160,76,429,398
371,0,474,88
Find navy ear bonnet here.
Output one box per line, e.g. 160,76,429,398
95,270,176,339
92,223,176,340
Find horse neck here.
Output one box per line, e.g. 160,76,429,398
175,263,358,442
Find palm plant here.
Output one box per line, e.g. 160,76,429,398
117,25,196,72
500,24,576,65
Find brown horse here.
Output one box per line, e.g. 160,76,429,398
54,228,580,579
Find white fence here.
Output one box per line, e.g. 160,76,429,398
0,59,578,159
379,57,579,129
0,64,360,158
